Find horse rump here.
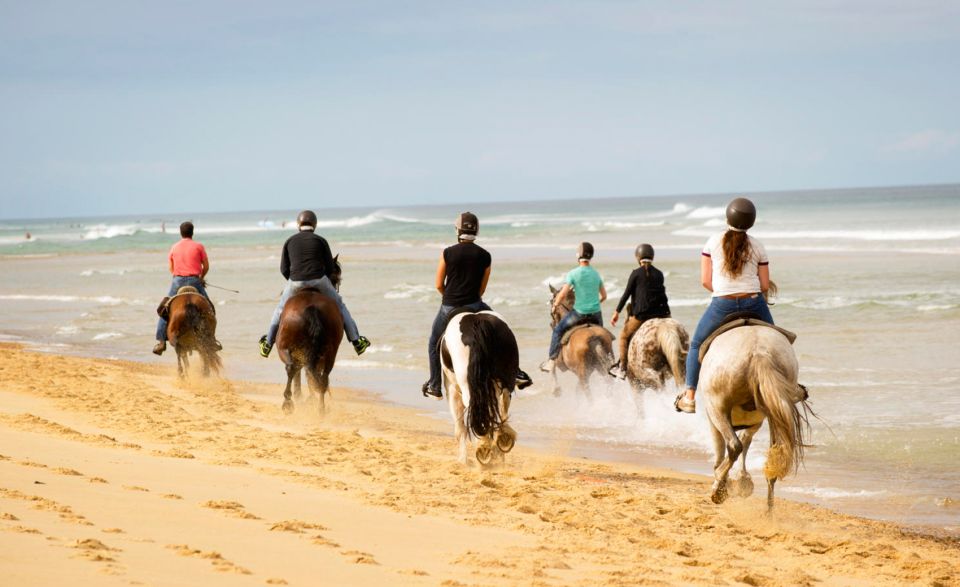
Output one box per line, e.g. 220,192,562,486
460,313,518,438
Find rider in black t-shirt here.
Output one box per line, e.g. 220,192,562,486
421,212,532,399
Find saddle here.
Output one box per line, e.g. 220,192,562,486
560,323,595,346
698,311,796,363
156,287,215,319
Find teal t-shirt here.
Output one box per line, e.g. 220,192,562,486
565,265,603,314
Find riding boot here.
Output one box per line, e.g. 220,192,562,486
516,369,533,390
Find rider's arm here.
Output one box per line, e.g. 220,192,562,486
200,257,209,279
552,284,572,312
319,237,336,277
435,254,446,295
280,241,291,280
758,264,770,294
479,266,491,296
599,283,607,303
615,272,635,313
700,255,713,292
168,256,175,275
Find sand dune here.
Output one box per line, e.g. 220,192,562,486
0,343,956,586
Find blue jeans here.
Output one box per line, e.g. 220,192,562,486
155,276,210,341
549,309,602,359
684,295,774,391
426,301,491,391
266,276,360,345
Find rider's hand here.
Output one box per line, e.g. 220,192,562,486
610,311,619,327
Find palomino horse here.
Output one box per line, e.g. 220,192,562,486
699,325,810,510
548,285,615,395
275,259,343,415
440,310,519,466
164,286,221,378
623,318,689,392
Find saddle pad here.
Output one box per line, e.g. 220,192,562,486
560,323,593,346
698,318,797,363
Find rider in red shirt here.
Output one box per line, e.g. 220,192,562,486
153,222,214,355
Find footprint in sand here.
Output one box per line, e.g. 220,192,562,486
201,500,261,520
71,538,121,563
268,519,328,534
165,544,252,575
341,550,378,565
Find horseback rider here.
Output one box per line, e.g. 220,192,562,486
608,243,672,379
676,197,774,414
422,212,532,399
258,210,371,358
153,221,214,355
541,242,607,373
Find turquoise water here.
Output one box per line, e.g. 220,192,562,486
1,184,959,533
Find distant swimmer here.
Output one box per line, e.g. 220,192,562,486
24,232,31,240
608,244,672,379
161,222,166,233
676,197,774,414
421,212,532,400
541,242,606,374
258,210,371,358
153,221,216,356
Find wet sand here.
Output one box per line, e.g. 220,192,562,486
0,343,957,586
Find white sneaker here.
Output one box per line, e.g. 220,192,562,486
539,359,555,373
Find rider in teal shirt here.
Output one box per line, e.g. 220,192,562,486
542,242,607,372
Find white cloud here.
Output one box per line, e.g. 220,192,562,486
885,129,960,153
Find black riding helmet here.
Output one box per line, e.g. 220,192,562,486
577,242,594,260
455,211,479,235
635,243,654,263
297,210,317,230
726,197,756,231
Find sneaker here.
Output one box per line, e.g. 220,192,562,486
539,359,555,373
674,392,696,414
258,335,272,358
421,382,442,400
352,336,371,356
608,364,627,379
516,369,533,390
152,341,166,356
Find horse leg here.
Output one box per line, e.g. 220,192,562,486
282,362,298,414
730,425,759,498
707,403,742,504
292,369,302,400
496,388,516,454
314,367,331,416
447,383,468,464
767,478,777,512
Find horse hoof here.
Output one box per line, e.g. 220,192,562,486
496,431,516,453
731,475,754,498
476,445,494,465
711,484,728,504
282,400,294,415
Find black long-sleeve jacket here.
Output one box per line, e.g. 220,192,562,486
280,230,336,281
616,265,671,319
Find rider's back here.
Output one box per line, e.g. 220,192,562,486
282,231,334,281
625,265,670,318
442,242,491,306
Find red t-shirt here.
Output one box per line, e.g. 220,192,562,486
169,238,207,277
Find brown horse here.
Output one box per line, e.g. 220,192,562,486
547,284,615,396
274,260,343,415
165,286,221,378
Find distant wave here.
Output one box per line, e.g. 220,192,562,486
82,224,164,240
673,226,960,241
685,206,725,219
581,220,666,232
0,294,143,305
92,332,124,341
781,486,887,500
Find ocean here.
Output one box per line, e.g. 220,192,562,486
1,184,958,534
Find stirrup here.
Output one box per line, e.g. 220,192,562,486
421,382,442,400
258,335,272,358
353,336,371,356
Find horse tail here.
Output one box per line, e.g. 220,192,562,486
657,321,686,388
752,351,807,481
185,301,222,372
588,334,612,370
302,304,326,369
465,316,516,438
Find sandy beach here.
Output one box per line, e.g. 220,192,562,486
0,343,956,586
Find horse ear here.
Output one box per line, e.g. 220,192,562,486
333,253,339,262
549,284,558,295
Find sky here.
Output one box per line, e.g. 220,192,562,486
1,0,959,219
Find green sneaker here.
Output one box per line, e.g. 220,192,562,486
352,336,371,356
258,335,272,358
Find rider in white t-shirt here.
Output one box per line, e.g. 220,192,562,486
675,197,774,414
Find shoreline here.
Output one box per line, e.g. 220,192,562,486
0,343,957,585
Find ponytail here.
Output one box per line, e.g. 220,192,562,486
721,230,752,278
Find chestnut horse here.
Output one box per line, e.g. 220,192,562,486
547,284,615,396
274,260,343,415
165,286,221,378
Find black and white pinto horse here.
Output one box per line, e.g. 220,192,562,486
699,326,811,509
440,310,519,466
624,317,689,392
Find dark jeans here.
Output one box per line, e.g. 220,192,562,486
684,294,774,390
155,276,210,342
549,309,603,359
426,300,491,391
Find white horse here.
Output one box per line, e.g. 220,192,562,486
439,310,519,466
623,317,689,391
699,325,810,509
